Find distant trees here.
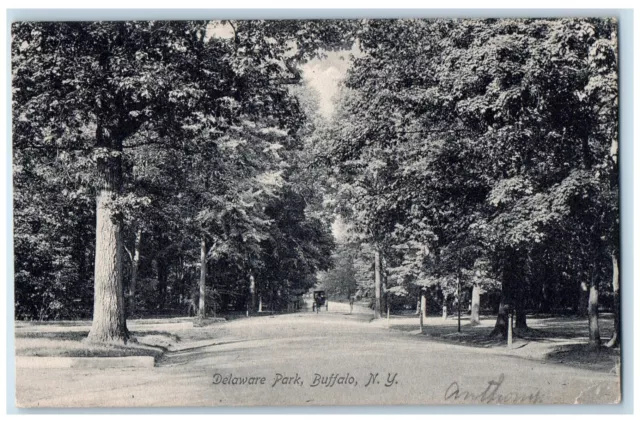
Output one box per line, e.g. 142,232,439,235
323,18,618,345
316,244,358,299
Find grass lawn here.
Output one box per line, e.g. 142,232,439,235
15,319,185,358
383,312,620,373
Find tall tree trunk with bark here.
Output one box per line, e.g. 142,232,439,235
373,249,382,319
491,297,509,339
515,309,528,330
87,124,129,344
127,229,142,316
588,273,601,347
581,130,601,347
514,257,528,330
515,286,528,330
198,236,206,319
491,257,515,339
606,251,620,348
470,283,480,325
606,74,620,348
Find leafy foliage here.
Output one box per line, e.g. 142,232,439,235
12,20,357,320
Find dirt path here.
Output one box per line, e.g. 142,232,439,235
16,311,620,407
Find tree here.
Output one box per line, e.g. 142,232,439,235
13,21,216,342
325,18,618,342
12,19,358,339
316,244,358,299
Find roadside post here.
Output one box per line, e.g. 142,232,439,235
507,310,514,348
456,274,461,333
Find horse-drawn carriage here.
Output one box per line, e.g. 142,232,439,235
312,290,328,312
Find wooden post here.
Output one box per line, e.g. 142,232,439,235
420,289,426,334
457,274,461,333
198,237,206,319
507,312,513,348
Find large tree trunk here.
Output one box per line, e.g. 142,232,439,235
87,126,129,344
491,297,509,339
606,251,620,348
588,276,601,347
514,266,528,330
87,190,129,343
373,249,382,319
515,290,528,330
492,258,515,339
470,283,480,325
198,236,206,319
515,309,527,329
127,229,142,316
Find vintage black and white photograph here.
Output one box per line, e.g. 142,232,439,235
11,17,621,407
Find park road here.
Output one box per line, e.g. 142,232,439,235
16,309,619,407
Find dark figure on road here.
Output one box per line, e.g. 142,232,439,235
349,296,354,314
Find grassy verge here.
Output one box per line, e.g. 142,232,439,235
15,327,181,359
385,313,619,373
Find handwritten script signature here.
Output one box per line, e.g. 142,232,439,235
445,374,543,404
